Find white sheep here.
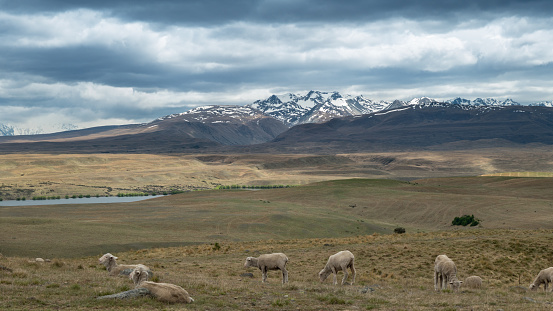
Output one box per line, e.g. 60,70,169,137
129,265,194,303
98,253,152,277
319,250,356,285
463,275,483,289
434,255,462,291
529,267,553,291
244,253,289,283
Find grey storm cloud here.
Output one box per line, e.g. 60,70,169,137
0,0,553,131
4,0,553,24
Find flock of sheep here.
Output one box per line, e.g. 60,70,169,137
95,250,553,304
95,250,356,304
97,253,194,303
434,254,553,293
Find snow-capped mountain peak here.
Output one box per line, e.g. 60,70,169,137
0,123,79,136
249,91,393,126
158,105,268,124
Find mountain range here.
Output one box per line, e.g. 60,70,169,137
1,91,553,154
0,123,79,136
2,91,552,137
248,91,552,127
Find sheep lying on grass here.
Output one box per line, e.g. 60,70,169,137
463,276,483,289
130,265,194,303
530,267,553,291
98,253,152,277
244,253,289,283
319,250,356,285
434,254,462,291
98,266,194,303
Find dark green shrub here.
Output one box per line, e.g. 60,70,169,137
452,214,479,226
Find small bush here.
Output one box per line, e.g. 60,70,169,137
394,227,406,234
52,260,64,268
452,214,479,227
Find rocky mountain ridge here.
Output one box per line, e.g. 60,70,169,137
2,91,552,137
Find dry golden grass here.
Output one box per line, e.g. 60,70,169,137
482,172,553,177
2,176,553,259
2,229,553,310
1,148,552,200
2,150,553,309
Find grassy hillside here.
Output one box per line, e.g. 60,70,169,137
2,177,553,258
1,148,552,200
2,229,553,310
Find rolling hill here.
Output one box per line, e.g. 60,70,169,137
246,104,553,153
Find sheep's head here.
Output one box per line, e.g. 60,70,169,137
319,269,331,282
529,283,538,291
98,253,116,266
449,280,463,291
129,265,149,286
244,257,255,268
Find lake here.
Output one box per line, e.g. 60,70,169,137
0,195,165,207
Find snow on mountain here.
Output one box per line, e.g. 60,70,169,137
250,91,393,126
0,123,79,136
406,97,438,106
158,105,270,124
530,101,553,107
248,91,553,126
446,97,472,105
0,124,15,136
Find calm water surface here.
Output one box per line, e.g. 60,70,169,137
0,195,164,206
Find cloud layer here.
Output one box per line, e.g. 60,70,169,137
1,0,552,130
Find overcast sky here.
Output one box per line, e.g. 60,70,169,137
1,0,553,131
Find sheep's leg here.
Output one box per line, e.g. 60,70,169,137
442,275,448,290
261,267,267,283
435,272,442,290
545,281,549,292
281,267,288,284
97,288,151,300
331,267,338,285
350,264,356,285
341,264,349,285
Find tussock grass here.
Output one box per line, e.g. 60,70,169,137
2,229,553,310
1,149,552,199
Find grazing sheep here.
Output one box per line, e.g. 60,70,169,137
463,275,483,289
98,253,152,277
434,255,462,291
319,250,356,285
244,253,289,283
529,267,553,291
130,265,194,303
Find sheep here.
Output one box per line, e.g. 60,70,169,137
463,275,483,289
529,267,553,291
244,253,289,283
130,265,194,303
319,250,356,285
434,254,462,291
98,253,152,277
